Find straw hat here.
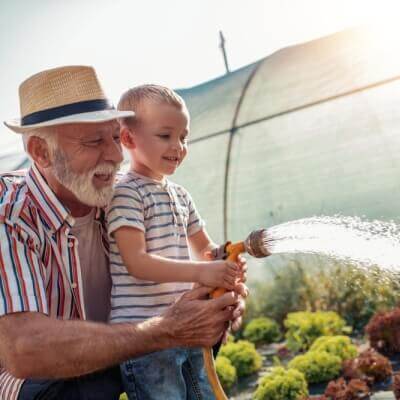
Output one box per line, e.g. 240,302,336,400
4,65,134,133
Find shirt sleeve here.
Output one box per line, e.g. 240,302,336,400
106,183,145,236
185,190,205,237
0,222,48,317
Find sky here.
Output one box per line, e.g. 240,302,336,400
0,0,398,152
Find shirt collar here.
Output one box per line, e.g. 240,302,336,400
26,164,71,232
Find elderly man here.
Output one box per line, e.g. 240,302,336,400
0,66,247,400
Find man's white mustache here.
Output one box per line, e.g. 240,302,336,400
91,163,120,177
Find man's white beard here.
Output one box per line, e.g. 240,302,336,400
52,149,119,207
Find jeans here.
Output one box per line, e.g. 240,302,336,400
120,347,215,400
18,366,123,400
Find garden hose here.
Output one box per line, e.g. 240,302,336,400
203,230,270,400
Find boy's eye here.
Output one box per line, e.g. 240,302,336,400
157,134,170,140
181,136,188,144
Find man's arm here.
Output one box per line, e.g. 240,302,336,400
0,286,241,379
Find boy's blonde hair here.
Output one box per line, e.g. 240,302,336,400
117,84,187,127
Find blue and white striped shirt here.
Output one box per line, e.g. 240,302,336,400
107,171,205,323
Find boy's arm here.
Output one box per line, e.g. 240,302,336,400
189,228,248,284
113,226,238,289
188,228,218,261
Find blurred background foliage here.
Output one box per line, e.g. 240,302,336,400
242,256,400,334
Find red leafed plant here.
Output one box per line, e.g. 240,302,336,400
342,348,392,385
303,378,370,400
393,373,400,400
365,308,400,355
325,378,370,399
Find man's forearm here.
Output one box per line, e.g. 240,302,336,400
0,312,172,379
0,286,243,380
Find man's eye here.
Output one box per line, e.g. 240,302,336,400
181,136,188,143
157,134,170,139
113,136,121,143
86,139,103,146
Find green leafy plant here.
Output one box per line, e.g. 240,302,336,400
284,311,350,352
309,336,358,362
243,317,281,345
253,366,308,400
219,340,262,377
215,356,237,390
288,351,342,384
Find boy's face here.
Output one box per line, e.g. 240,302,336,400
127,101,189,180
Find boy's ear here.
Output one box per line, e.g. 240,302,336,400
120,127,136,149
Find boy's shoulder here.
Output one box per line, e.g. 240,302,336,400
114,172,161,195
167,180,193,200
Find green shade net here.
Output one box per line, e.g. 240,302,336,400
1,26,399,248
174,26,400,243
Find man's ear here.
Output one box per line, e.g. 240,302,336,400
27,136,53,168
120,127,136,149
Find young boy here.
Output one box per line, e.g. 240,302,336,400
107,85,242,399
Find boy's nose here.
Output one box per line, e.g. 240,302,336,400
172,141,184,152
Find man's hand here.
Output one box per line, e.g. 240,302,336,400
161,286,243,348
204,245,249,340
220,281,248,344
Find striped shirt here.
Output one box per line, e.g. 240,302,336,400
0,165,109,400
107,171,205,323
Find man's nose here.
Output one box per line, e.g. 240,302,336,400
104,137,123,164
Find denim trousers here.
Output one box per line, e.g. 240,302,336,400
120,347,215,400
18,366,123,400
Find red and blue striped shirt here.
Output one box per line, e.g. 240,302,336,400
0,164,109,400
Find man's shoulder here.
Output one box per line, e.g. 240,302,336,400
0,169,27,183
0,170,29,218
0,170,27,197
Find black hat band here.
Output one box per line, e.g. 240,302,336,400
21,99,114,126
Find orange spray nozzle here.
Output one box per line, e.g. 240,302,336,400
210,229,270,299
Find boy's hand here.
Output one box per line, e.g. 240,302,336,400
199,260,240,290
204,248,248,284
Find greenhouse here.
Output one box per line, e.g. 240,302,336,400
173,26,400,244
1,26,400,246
2,24,400,400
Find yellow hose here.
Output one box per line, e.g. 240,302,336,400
203,242,246,400
203,347,227,399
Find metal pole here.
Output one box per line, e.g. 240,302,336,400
219,30,230,74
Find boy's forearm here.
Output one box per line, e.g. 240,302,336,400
126,253,205,283
187,229,219,260
200,242,219,260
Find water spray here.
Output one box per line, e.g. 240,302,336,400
203,228,272,400
203,216,400,398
